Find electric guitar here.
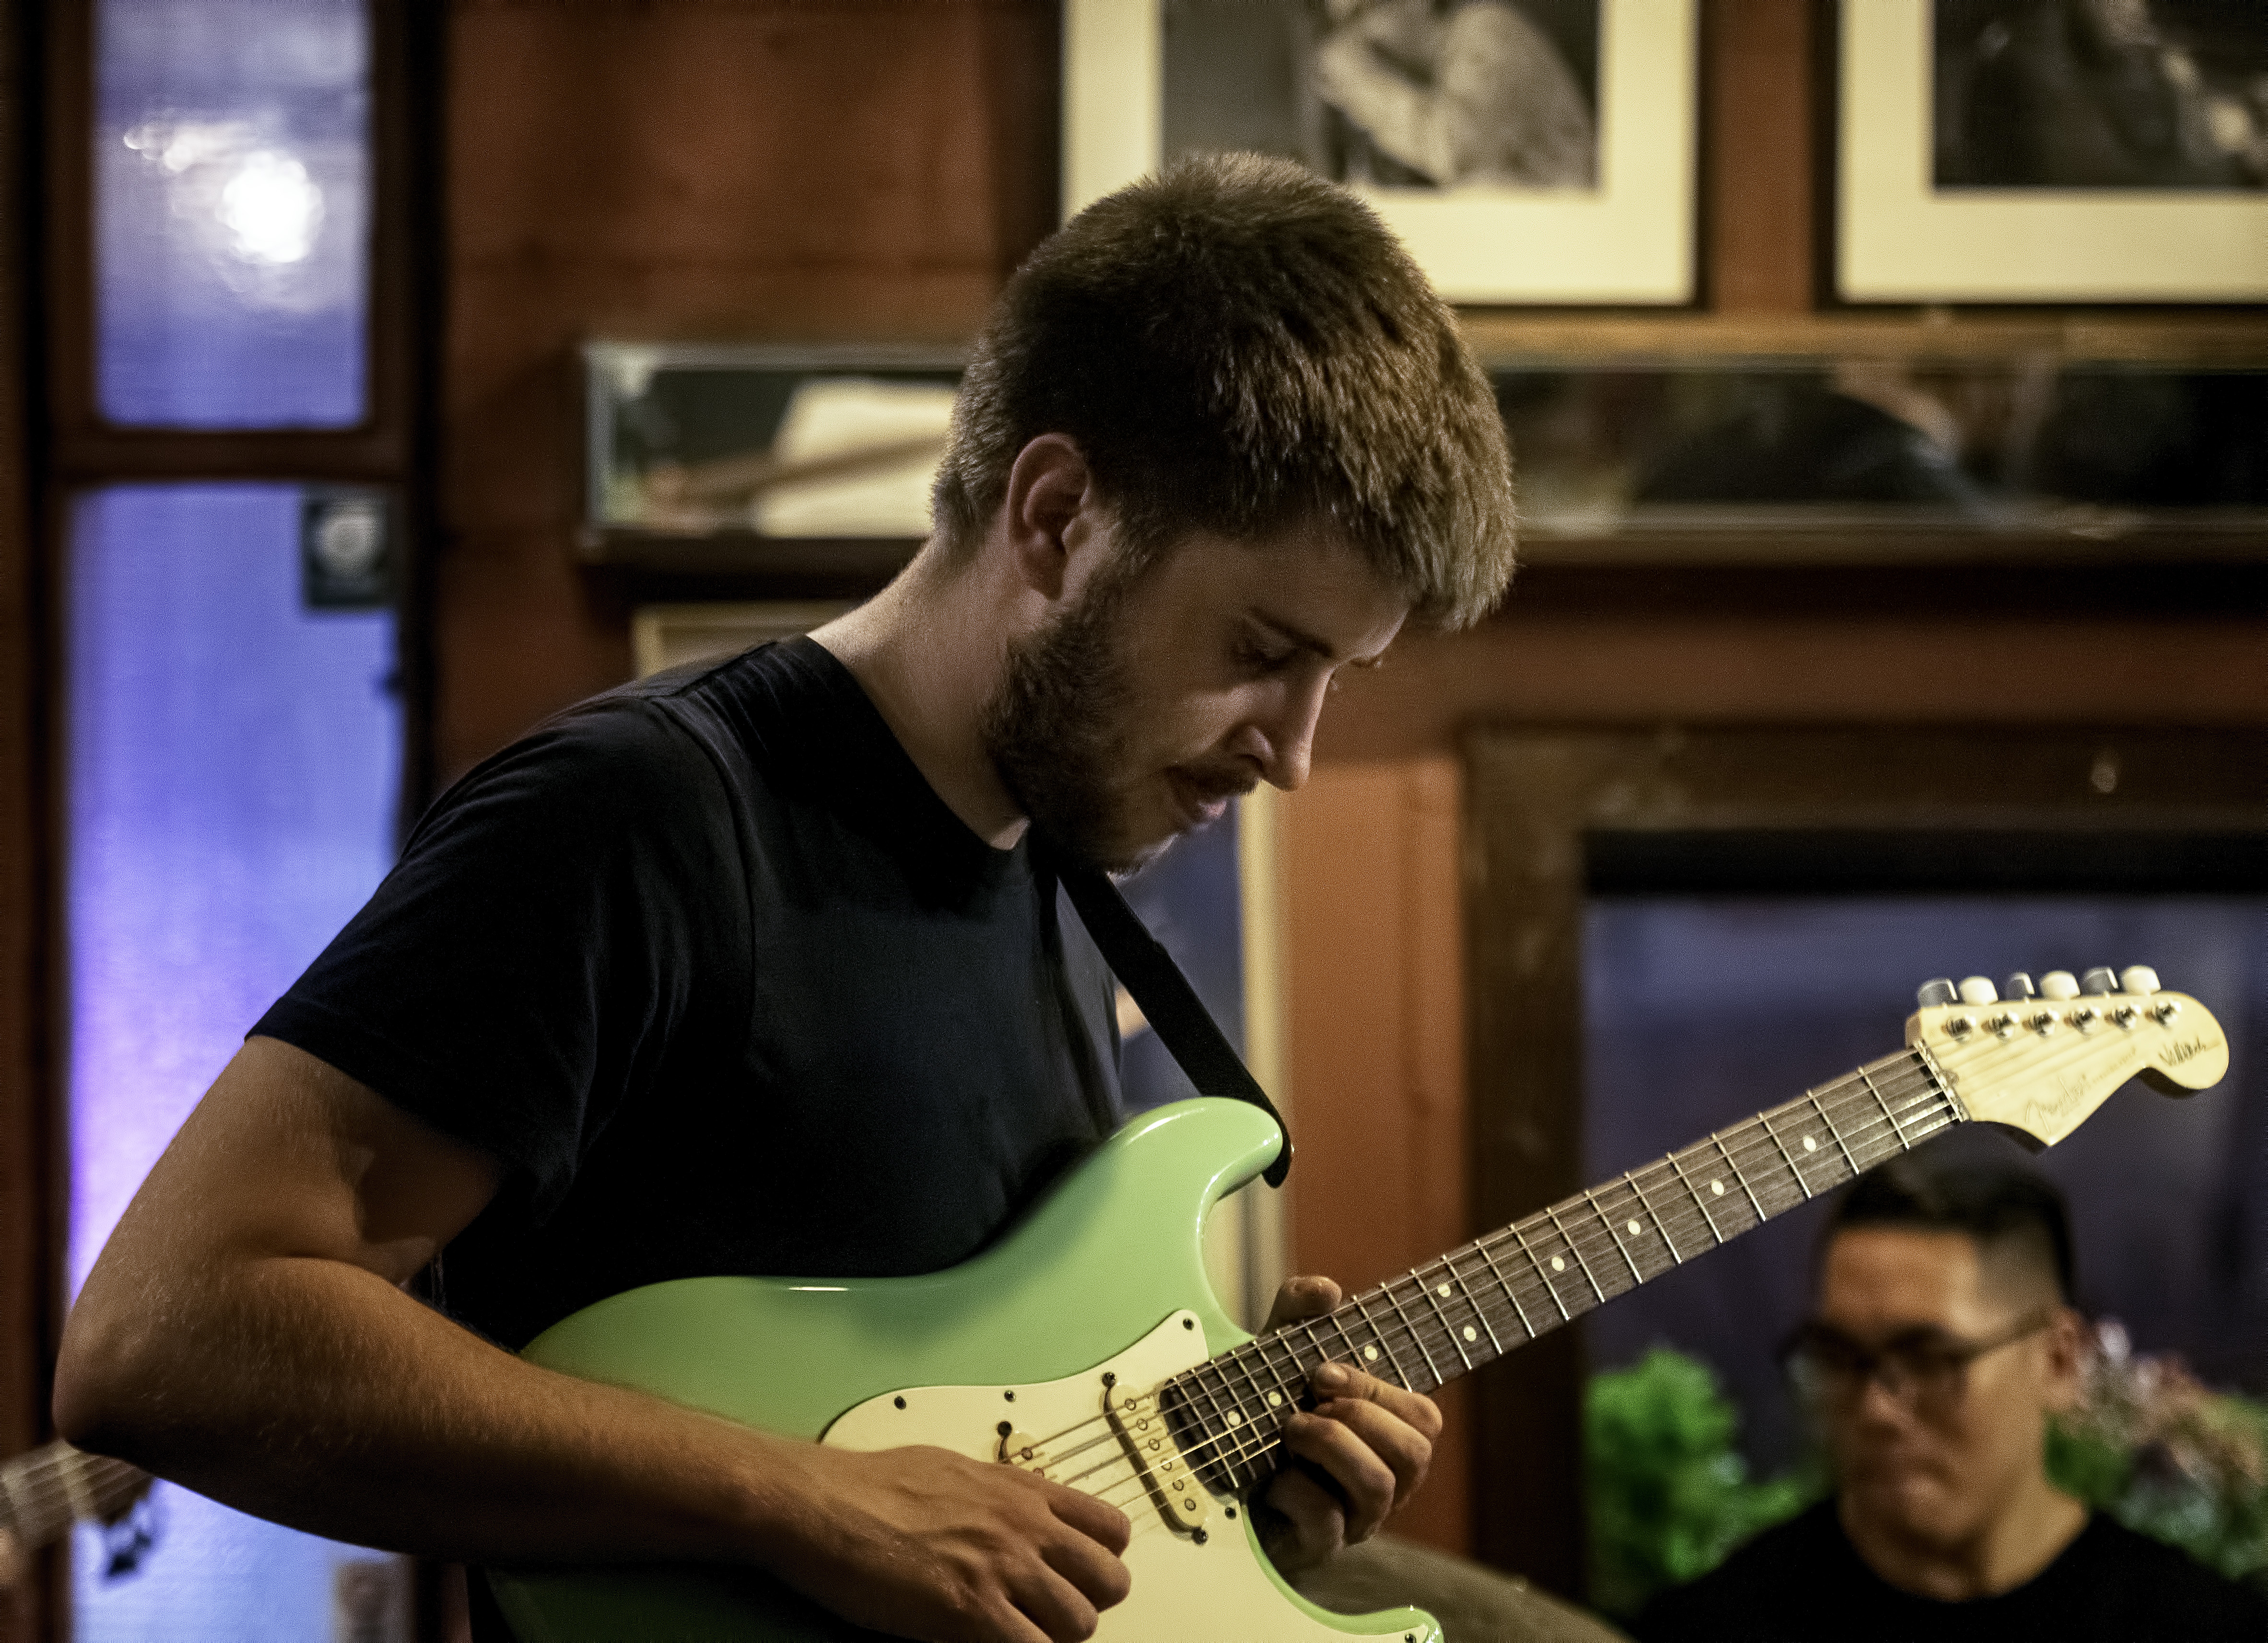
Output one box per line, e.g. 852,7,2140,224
490,968,2229,1641
0,1441,150,1580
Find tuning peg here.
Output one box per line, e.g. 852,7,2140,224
2081,967,2118,995
2004,972,2038,1000
2040,970,2080,1000
1958,976,1998,1004
1917,978,1959,1008
2119,965,2160,996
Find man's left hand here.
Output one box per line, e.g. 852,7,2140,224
1257,1275,1441,1573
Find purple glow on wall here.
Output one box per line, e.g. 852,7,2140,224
66,484,404,1639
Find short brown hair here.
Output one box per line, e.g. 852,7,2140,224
931,153,1516,628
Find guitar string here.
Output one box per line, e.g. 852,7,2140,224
1115,1082,1964,1496
0,1455,148,1526
1040,1050,1965,1482
1060,1059,1972,1503
1041,1060,1966,1496
1083,1007,2142,1499
0,1449,148,1537
1152,1009,2171,1489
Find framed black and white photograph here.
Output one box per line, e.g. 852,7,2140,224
1840,0,2268,301
1064,0,1697,305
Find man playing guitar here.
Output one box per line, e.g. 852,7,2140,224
53,153,1519,1642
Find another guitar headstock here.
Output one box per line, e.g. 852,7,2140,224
1907,966,2228,1148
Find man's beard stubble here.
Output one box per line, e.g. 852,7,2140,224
981,567,1148,873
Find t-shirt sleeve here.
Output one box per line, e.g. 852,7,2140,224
252,700,747,1216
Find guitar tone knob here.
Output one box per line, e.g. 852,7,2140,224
1917,978,1959,1008
2081,967,2118,996
2040,970,2081,1001
2119,966,2160,996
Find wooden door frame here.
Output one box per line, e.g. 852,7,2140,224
1462,722,2268,1597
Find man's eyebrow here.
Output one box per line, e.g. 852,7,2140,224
1250,610,1377,665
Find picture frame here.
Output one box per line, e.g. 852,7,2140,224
1063,0,1697,305
1838,0,2268,303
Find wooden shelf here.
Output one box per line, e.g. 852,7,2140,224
1455,309,2268,366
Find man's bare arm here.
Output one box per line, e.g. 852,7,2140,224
54,1036,1128,1643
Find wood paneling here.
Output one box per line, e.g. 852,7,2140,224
0,0,55,1631
1278,759,1474,1558
1316,591,2268,766
1701,0,1818,313
437,0,1058,783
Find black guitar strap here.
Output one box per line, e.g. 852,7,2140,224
1048,847,1293,1189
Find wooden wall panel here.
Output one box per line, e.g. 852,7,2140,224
1279,759,1474,1558
438,0,1057,781
0,0,54,1630
1703,0,1817,312
1316,601,2268,766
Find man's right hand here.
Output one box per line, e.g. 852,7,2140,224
769,1442,1130,1643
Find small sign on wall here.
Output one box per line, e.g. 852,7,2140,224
301,488,393,610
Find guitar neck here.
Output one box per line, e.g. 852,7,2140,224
0,1442,150,1551
1164,1046,1962,1491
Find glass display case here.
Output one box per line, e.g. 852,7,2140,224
584,341,2268,567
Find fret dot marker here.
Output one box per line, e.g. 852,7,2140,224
1803,1135,1818,1152
1626,1219,1642,1235
1267,1392,1283,1407
1226,1411,1243,1427
1463,1325,1478,1343
1551,1256,1565,1272
1710,1181,1725,1195
1363,1346,1379,1362
1437,1284,1451,1297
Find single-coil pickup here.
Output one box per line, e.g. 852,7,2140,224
1105,1384,1211,1536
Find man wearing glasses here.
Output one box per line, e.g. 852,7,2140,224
1635,1160,2266,1641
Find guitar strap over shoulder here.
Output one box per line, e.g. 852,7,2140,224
1049,850,1293,1189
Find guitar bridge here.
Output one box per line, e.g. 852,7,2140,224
1105,1382,1212,1536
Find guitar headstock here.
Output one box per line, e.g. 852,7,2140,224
1907,966,2228,1148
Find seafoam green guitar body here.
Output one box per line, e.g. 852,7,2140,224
488,1098,1440,1642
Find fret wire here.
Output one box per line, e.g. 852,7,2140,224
1411,1270,1475,1373
1586,1188,1645,1286
1348,1296,1409,1385
1473,1235,1539,1337
1541,1206,1607,1304
1630,1168,1683,1265
1806,1087,1861,1177
1756,1110,1813,1202
1245,1334,1305,1410
1378,1282,1444,1389
1445,1251,1509,1355
1665,1150,1725,1245
1509,1222,1573,1320
1181,1369,1240,1477
1197,1359,1258,1442
1858,1064,1909,1160
1713,1129,1768,1222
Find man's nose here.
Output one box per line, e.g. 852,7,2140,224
1250,674,1330,792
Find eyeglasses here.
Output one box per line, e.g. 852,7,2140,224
1778,1310,2053,1410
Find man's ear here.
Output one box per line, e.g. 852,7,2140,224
998,434,1093,603
2040,1306,2088,1415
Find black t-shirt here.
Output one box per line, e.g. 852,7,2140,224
254,637,1122,1351
1633,1500,2268,1643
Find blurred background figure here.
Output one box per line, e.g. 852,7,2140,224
1633,1161,2268,1641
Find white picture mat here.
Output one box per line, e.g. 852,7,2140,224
1839,0,2268,302
1063,0,1696,305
